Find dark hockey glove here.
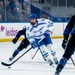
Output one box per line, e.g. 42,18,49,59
62,39,68,49
12,37,18,44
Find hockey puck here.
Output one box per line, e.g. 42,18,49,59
8,66,11,69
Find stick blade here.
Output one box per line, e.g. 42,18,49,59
1,62,11,66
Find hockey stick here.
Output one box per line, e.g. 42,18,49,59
31,36,45,60
31,48,39,59
71,57,75,67
39,48,46,61
31,48,46,61
1,36,45,67
1,47,32,66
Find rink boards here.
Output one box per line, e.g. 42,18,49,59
0,22,67,42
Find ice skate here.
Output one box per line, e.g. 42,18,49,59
48,59,53,66
54,71,60,75
53,57,58,65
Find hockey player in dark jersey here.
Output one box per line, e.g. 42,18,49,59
54,15,75,75
9,28,30,61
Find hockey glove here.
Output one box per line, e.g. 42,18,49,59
62,34,69,49
62,39,68,49
12,37,18,44
31,41,38,49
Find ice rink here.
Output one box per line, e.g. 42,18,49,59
0,39,75,75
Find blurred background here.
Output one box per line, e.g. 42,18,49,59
0,0,75,22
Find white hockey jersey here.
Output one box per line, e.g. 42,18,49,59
26,18,54,42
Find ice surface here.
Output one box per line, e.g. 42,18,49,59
0,39,75,75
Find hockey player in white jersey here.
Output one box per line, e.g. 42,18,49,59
26,14,58,66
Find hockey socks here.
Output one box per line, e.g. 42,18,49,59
9,49,20,61
12,49,20,57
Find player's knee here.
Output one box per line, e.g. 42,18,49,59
63,51,73,60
